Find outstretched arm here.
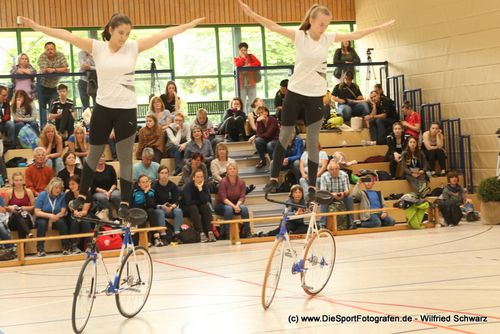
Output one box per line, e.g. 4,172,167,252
239,1,295,40
335,20,395,42
19,17,93,52
137,18,205,53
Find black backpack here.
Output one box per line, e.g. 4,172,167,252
178,226,201,243
277,171,297,193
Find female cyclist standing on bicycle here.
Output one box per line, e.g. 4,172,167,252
239,1,394,202
19,14,205,217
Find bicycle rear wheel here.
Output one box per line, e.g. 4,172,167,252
72,257,97,334
301,229,336,295
115,246,153,318
261,238,285,310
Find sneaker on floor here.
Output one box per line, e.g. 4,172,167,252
263,179,279,194
245,184,256,195
256,160,266,168
208,231,217,242
62,249,71,256
37,249,46,257
154,238,165,247
71,245,82,254
306,187,316,204
200,232,209,243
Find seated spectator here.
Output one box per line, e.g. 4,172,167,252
352,175,396,228
10,53,37,99
10,89,39,139
401,136,430,197
181,168,215,243
274,79,288,122
282,127,304,183
133,147,160,182
437,171,472,226
34,177,70,257
193,108,216,141
332,71,370,124
330,151,358,183
165,112,190,175
322,90,334,120
373,83,386,97
215,162,249,239
67,125,89,165
131,174,167,247
48,83,75,140
246,97,264,137
220,97,246,142
0,85,15,146
148,95,171,130
65,175,91,253
249,106,279,169
57,151,82,190
178,152,208,191
160,80,181,115
91,154,121,215
210,143,235,183
298,144,329,196
184,124,214,166
136,114,164,163
401,100,421,138
319,160,355,228
0,139,8,185
38,123,64,173
5,172,36,242
365,89,398,145
25,147,53,197
152,166,183,242
264,185,308,236
0,196,11,250
386,122,410,178
422,122,446,176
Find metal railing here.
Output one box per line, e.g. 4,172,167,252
420,103,442,132
403,88,423,115
386,74,405,113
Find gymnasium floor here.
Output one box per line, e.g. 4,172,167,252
1,222,499,334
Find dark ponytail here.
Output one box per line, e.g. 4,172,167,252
102,13,133,41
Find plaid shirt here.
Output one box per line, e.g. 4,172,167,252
37,51,68,88
319,170,350,193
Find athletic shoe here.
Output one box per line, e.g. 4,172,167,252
263,179,279,194
245,184,256,195
306,187,316,204
68,196,85,211
154,238,165,247
71,245,82,254
62,249,71,256
200,232,209,243
208,231,217,242
37,249,46,257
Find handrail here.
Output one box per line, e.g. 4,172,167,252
0,68,174,80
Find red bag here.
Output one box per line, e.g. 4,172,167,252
96,226,123,250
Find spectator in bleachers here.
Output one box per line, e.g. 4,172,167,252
366,89,398,145
48,83,75,140
57,151,82,190
0,137,8,185
38,123,64,173
298,144,329,196
5,172,35,241
220,97,246,142
0,85,15,147
282,127,304,182
91,153,120,216
249,105,279,169
401,136,430,197
148,96,171,130
165,112,190,175
401,100,421,139
333,40,360,81
67,125,89,165
234,42,261,113
373,83,386,97
11,89,39,138
274,79,288,122
34,177,70,257
77,50,96,110
133,147,160,182
25,147,53,197
152,166,183,242
0,197,12,250
178,152,208,191
332,70,370,124
246,97,264,137
352,174,396,228
10,53,37,99
184,124,214,166
437,171,471,226
319,160,354,228
210,143,235,183
422,122,446,176
192,108,216,141
386,122,410,178
160,80,181,115
181,168,215,243
264,185,308,236
136,114,164,163
131,174,167,247
37,41,69,128
65,175,91,253
215,162,250,239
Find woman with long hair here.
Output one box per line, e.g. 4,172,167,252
148,96,171,130
11,89,39,137
332,40,360,80
239,1,394,202
136,114,164,163
401,136,430,197
386,121,410,178
19,13,204,218
66,125,89,164
38,123,64,173
160,80,181,114
5,172,36,241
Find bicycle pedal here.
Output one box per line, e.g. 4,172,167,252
284,249,296,258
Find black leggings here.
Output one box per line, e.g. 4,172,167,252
270,90,323,188
424,148,446,171
183,203,213,235
79,104,137,204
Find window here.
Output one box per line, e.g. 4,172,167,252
0,31,18,85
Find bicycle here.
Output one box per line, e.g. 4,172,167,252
261,191,336,310
71,208,153,334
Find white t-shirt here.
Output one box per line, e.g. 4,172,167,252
92,40,138,109
288,31,336,97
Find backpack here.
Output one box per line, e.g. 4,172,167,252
328,200,348,230
0,248,16,261
375,170,392,181
96,226,123,250
178,226,201,244
277,171,297,193
6,156,28,168
18,124,38,149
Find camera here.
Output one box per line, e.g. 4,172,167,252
361,176,373,183
366,48,374,56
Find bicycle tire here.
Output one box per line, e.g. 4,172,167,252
72,257,97,334
115,246,153,318
261,238,285,310
301,229,336,295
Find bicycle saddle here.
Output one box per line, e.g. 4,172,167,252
315,190,335,205
125,208,148,226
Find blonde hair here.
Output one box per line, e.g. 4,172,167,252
299,4,332,31
46,177,64,195
73,125,88,152
39,123,60,147
11,171,24,184
226,161,239,173
197,108,208,117
17,53,30,65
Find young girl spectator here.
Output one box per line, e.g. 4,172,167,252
65,175,92,253
249,105,279,169
401,136,430,197
184,124,214,165
422,122,446,176
5,172,35,241
165,112,190,175
39,123,64,173
67,125,89,164
437,171,472,226
136,114,164,163
220,97,246,142
57,151,82,190
193,108,216,141
11,89,39,137
148,95,171,130
386,122,410,178
265,185,308,236
160,80,181,114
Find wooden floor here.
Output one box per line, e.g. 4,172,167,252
1,221,500,334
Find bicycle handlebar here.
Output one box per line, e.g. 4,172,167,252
264,191,308,210
72,215,124,228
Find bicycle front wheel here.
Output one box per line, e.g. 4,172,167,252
261,238,285,310
115,246,153,318
72,257,97,334
301,229,336,295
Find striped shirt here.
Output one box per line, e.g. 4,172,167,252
319,170,350,193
